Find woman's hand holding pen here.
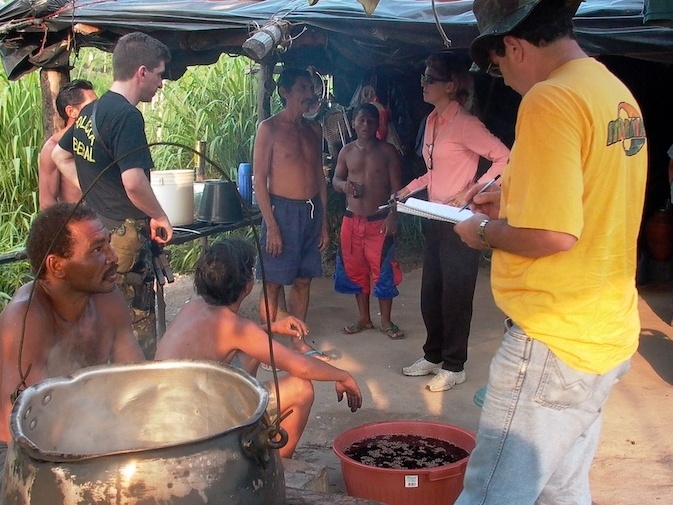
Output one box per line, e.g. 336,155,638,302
390,187,410,202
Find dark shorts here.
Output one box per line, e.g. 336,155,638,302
256,194,323,285
334,211,402,299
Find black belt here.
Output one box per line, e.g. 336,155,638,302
344,209,388,221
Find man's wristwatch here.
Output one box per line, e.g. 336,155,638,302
477,219,493,249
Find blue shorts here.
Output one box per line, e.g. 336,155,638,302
256,194,323,285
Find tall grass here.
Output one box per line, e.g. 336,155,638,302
0,72,42,301
145,56,258,181
0,51,260,304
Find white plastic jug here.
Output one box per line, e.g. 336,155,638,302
150,169,195,226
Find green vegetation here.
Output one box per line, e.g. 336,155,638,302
144,55,258,181
0,72,42,303
0,49,424,307
0,51,261,304
143,55,261,273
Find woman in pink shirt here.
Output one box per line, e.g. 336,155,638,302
397,52,509,392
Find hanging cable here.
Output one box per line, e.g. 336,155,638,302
431,0,452,48
11,140,288,450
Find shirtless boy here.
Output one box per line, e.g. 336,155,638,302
332,103,405,339
155,239,363,458
253,67,329,359
38,80,97,209
0,203,144,476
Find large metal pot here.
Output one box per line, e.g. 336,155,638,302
1,360,285,504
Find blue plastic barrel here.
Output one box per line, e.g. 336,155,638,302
237,162,252,205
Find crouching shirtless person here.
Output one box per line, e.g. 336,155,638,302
155,238,363,458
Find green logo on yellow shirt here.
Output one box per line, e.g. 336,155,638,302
606,102,646,156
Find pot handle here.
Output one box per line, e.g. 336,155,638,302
266,424,289,450
242,423,289,468
427,461,466,482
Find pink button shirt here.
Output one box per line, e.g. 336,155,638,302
405,100,510,203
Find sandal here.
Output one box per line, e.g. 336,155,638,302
381,323,405,340
304,349,331,362
341,321,375,335
260,362,281,372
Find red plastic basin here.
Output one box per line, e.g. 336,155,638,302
333,420,476,505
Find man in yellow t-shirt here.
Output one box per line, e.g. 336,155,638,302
454,0,647,504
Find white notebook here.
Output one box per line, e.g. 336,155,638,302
394,197,474,223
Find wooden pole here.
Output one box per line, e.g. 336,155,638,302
257,60,274,123
39,68,70,141
195,140,207,181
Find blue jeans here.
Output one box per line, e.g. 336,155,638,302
456,320,630,505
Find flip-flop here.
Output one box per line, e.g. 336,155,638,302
260,362,281,372
304,349,331,362
341,322,375,334
381,323,405,340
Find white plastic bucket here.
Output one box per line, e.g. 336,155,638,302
150,169,195,226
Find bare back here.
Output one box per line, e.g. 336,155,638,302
155,298,246,363
38,131,83,210
156,298,307,371
156,298,350,384
0,283,142,443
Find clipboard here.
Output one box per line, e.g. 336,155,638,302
389,197,474,223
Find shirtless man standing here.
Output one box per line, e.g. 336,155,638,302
38,80,97,209
253,67,329,358
332,103,405,339
0,203,144,477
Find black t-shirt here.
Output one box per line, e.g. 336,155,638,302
59,91,153,222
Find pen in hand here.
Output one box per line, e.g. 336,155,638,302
459,174,501,212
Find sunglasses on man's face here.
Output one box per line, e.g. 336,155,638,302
485,61,503,78
420,74,450,85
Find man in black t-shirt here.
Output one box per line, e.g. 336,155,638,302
53,32,173,357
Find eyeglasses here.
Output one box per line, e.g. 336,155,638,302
420,74,450,85
485,61,503,78
426,143,434,170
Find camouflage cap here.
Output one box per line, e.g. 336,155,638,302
469,0,582,71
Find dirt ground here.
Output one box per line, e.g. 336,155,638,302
161,261,673,504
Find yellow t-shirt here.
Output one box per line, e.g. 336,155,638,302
492,58,647,374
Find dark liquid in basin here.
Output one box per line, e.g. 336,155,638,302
345,434,469,470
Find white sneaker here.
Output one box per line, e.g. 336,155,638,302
426,370,466,392
403,358,441,376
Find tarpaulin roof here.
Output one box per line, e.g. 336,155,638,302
1,0,672,80
644,0,673,27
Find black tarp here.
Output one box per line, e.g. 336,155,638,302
644,0,673,27
1,0,672,80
